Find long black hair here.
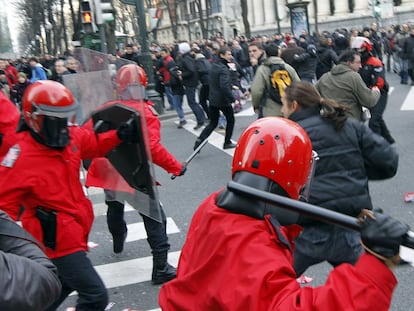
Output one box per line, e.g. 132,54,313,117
284,81,349,131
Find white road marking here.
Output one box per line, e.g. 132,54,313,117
125,217,180,242
70,251,180,296
95,251,181,289
400,86,414,110
179,119,235,156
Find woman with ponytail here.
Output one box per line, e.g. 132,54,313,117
281,81,398,278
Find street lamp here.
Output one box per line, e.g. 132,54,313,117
134,0,163,113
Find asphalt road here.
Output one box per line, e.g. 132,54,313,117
58,70,414,311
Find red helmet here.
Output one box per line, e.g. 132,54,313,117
232,117,314,200
117,64,147,99
22,80,78,147
351,36,373,53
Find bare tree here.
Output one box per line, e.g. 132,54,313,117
240,0,250,38
161,0,180,40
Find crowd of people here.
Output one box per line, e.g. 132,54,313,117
0,20,413,310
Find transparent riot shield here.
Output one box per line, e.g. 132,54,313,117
68,48,162,222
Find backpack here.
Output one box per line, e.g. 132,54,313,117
267,64,291,103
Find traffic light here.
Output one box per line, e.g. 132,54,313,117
81,1,94,33
95,0,115,25
374,0,381,18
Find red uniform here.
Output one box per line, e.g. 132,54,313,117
159,191,397,311
85,100,182,191
0,126,121,258
0,91,20,156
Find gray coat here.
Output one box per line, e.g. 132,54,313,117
0,210,61,311
316,63,380,121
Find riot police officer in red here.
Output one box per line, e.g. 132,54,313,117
159,117,408,311
0,80,139,311
85,64,186,285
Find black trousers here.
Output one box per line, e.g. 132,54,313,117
198,105,235,145
45,251,108,311
369,91,394,143
106,196,170,254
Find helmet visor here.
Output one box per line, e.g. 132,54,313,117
120,84,145,100
32,101,79,119
299,150,319,202
40,116,70,148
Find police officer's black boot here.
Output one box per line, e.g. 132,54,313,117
152,251,177,285
106,200,128,253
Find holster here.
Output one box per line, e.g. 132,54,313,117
35,207,57,250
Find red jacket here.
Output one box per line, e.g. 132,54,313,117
158,55,175,85
159,191,397,311
0,126,121,258
85,100,182,191
0,92,20,157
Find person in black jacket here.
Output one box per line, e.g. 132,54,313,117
0,209,62,311
280,81,398,277
193,46,237,150
121,44,141,65
177,42,206,129
315,36,339,80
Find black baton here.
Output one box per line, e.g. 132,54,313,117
171,139,209,180
227,181,414,249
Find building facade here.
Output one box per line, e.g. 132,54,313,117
153,0,414,43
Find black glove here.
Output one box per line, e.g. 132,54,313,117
117,119,139,143
361,212,409,265
179,162,187,176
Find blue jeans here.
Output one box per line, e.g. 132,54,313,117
399,58,409,83
184,86,205,124
173,94,185,121
164,86,175,109
46,251,108,311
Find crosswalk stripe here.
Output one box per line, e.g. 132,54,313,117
178,119,235,156
401,87,414,110
94,251,181,289
234,105,256,117
400,246,414,265
125,217,180,242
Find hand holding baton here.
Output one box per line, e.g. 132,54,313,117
171,139,208,180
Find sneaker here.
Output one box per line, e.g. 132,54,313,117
177,120,187,129
112,230,128,254
193,122,204,130
223,142,237,149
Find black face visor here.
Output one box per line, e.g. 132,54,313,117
40,116,70,148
